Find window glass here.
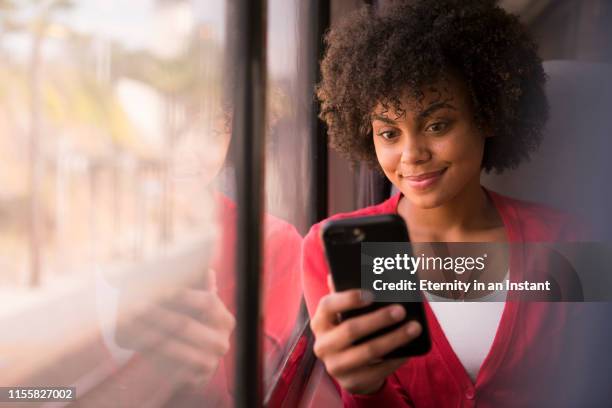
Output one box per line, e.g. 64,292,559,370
261,0,312,389
0,1,237,406
205,0,313,399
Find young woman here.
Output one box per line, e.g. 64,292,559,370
302,1,586,407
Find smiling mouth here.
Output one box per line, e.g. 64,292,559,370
401,168,448,181
399,167,448,190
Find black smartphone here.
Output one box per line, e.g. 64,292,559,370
322,214,431,358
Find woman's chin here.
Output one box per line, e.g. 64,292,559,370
401,189,449,210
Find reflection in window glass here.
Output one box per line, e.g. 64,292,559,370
0,1,241,406
206,0,312,400
262,0,311,390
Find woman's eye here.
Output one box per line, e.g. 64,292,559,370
377,130,397,140
425,121,448,133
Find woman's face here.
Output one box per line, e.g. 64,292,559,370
372,76,487,209
173,113,231,187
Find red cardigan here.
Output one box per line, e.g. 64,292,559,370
301,189,586,408
206,193,304,404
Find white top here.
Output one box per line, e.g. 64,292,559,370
424,274,508,382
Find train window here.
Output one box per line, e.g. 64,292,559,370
261,0,312,382
219,0,315,404
0,0,244,405
0,0,315,406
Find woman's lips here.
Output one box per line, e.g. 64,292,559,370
401,168,447,190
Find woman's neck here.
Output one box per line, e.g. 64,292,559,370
398,179,500,241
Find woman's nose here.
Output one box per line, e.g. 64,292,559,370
400,134,431,165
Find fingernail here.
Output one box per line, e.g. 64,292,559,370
390,305,405,320
361,291,374,304
406,321,421,337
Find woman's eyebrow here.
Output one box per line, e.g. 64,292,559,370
372,102,457,124
417,102,457,120
371,114,398,124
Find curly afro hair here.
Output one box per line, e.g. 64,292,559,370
317,0,548,173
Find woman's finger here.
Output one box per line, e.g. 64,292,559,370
174,289,236,330
208,268,218,293
314,304,407,355
324,321,422,376
132,303,232,355
310,289,374,333
146,336,221,379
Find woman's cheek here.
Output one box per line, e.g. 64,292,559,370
376,145,400,177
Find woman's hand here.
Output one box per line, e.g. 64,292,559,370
310,277,422,395
146,288,235,386
117,270,236,388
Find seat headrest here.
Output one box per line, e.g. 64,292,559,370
482,60,612,239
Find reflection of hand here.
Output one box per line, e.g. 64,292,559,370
120,270,235,388
310,276,421,395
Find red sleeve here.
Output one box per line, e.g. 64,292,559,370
262,218,304,349
341,377,414,407
301,224,331,318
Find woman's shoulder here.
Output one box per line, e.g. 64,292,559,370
489,189,568,219
487,189,588,241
